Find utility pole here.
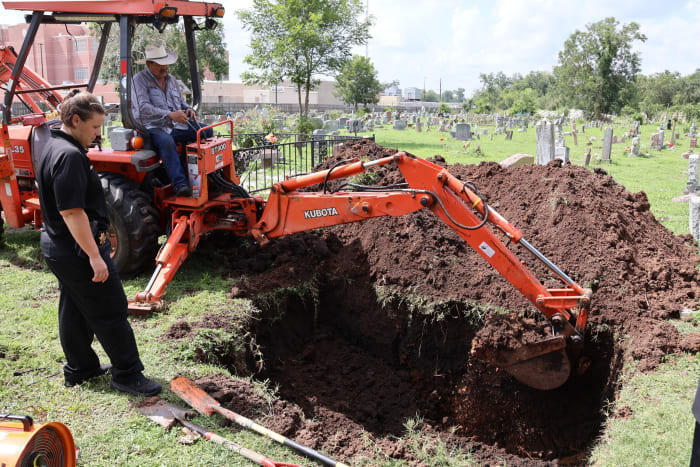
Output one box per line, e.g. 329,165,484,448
365,0,369,58
423,76,425,103
439,78,442,102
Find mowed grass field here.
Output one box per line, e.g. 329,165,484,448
0,121,698,465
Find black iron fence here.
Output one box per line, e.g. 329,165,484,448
235,134,373,194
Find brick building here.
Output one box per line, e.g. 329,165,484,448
0,22,96,85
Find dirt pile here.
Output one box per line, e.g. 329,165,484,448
166,139,698,465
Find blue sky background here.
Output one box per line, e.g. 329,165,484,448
1,0,698,94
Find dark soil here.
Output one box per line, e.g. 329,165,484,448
165,139,699,465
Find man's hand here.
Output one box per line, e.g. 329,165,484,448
168,110,188,124
185,108,196,119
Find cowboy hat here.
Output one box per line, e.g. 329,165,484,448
139,44,178,65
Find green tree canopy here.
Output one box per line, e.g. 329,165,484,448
554,17,646,118
238,0,371,116
334,55,382,110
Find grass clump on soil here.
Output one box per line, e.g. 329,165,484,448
373,284,507,327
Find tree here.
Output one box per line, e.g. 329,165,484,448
94,20,228,86
442,90,454,102
509,88,537,115
334,55,382,110
423,90,439,102
554,17,646,118
454,88,465,102
238,0,371,117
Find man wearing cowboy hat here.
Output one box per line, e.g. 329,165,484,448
132,44,212,197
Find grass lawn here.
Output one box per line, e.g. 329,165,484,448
0,122,698,465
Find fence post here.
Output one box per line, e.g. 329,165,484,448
311,136,315,167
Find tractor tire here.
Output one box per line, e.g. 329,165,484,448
98,173,160,277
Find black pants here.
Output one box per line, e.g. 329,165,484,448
692,421,700,467
41,234,144,381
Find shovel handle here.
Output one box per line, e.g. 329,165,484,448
215,406,348,467
178,417,300,467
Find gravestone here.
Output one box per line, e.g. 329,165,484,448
658,130,665,148
650,133,660,150
338,117,349,126
691,137,697,149
312,129,327,137
584,147,592,166
602,127,613,162
453,123,472,140
691,195,700,242
393,119,407,130
686,154,699,194
505,130,513,140
438,123,448,132
612,135,618,144
630,137,640,157
500,153,534,168
323,120,339,131
347,119,362,133
311,117,323,128
535,119,555,165
572,131,578,146
415,121,422,132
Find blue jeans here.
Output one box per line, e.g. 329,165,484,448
148,121,214,188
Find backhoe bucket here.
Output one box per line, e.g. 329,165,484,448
474,335,573,390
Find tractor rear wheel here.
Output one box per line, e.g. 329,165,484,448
99,173,160,277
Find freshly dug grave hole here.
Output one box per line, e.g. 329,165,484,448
238,254,621,463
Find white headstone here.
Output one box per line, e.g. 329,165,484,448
686,154,699,194
536,119,555,165
690,195,700,243
602,127,613,161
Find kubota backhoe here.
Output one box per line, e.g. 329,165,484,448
0,1,591,390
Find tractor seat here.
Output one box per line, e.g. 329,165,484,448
29,122,51,175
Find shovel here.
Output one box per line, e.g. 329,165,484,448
137,397,300,467
171,376,349,467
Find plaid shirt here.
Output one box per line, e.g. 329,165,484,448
131,69,191,132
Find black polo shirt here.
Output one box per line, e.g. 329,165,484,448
37,130,109,251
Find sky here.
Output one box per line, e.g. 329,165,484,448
1,0,699,95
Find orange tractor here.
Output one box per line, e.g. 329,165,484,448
0,1,590,390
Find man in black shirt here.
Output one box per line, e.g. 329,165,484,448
37,91,160,396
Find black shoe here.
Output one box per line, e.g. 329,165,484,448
65,364,112,387
175,185,192,197
110,372,162,396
